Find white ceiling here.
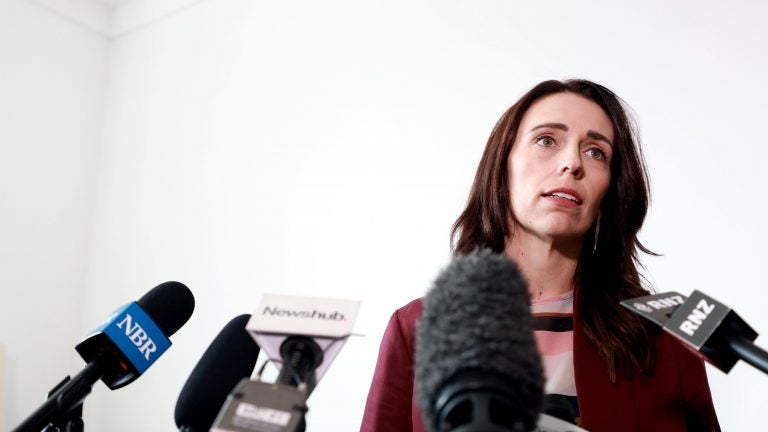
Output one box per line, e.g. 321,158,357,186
31,0,199,38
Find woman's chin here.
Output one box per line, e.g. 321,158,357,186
535,222,588,241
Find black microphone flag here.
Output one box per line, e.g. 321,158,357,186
621,290,767,374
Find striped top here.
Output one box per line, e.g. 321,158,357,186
531,290,579,421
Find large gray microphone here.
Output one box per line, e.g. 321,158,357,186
416,249,545,432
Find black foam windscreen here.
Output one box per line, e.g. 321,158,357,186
175,314,260,431
137,281,195,337
416,248,544,431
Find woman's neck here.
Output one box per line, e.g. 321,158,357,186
504,227,581,301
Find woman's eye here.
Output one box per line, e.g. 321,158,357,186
586,147,606,160
535,136,555,147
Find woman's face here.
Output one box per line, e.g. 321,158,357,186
507,92,613,243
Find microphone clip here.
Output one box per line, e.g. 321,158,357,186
211,378,308,432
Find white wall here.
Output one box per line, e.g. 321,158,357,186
80,1,464,428
5,0,768,430
0,0,108,430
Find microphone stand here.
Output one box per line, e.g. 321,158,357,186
13,361,103,432
42,403,83,432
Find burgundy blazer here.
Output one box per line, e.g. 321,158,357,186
361,297,720,432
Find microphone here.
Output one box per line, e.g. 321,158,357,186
210,294,362,432
175,314,260,432
415,249,545,432
621,290,768,374
246,294,361,394
13,281,194,432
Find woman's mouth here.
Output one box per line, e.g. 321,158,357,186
542,189,583,206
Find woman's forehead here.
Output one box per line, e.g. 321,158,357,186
520,93,614,143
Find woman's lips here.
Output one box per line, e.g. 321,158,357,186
542,188,582,207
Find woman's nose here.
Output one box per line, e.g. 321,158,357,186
558,145,583,178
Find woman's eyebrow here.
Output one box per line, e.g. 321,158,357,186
530,122,568,132
587,131,613,147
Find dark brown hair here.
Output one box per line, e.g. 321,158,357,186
450,79,656,381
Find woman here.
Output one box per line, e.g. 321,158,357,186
361,79,720,431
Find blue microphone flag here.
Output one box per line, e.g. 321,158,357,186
84,302,171,374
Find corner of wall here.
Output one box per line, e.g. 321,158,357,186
27,0,112,37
